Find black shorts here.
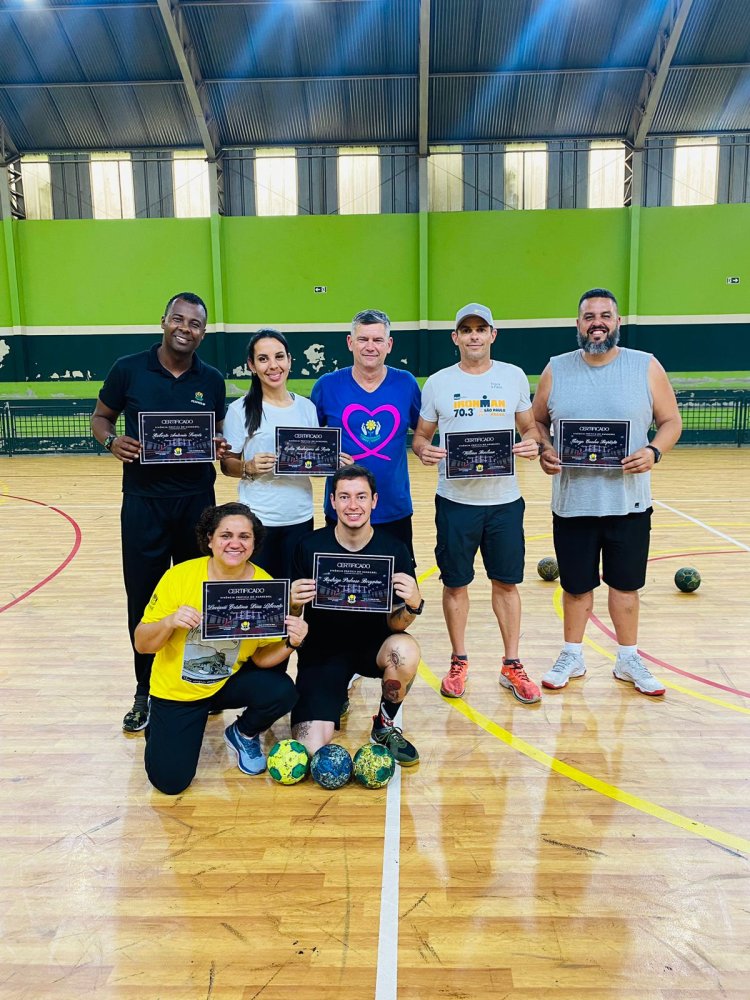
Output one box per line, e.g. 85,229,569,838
291,637,387,728
553,508,653,595
435,495,525,588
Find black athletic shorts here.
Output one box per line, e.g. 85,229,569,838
553,507,653,595
435,495,525,588
291,637,386,728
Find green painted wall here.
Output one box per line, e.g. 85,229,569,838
222,214,420,323
0,222,12,326
638,204,750,315
428,208,632,318
15,219,215,326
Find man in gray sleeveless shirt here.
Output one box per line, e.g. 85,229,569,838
532,288,682,696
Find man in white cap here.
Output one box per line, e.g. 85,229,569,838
412,304,542,703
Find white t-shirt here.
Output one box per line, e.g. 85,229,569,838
420,361,531,506
223,393,319,526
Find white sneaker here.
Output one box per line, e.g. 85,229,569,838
613,652,665,696
541,650,586,690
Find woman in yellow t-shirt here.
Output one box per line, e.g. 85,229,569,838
135,502,306,794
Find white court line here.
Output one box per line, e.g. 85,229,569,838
375,709,403,1000
654,499,750,552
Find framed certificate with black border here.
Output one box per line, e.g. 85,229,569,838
139,411,216,464
312,553,394,613
275,426,341,476
558,419,631,469
445,429,515,479
201,579,289,640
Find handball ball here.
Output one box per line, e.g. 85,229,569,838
310,744,353,789
674,567,701,593
537,556,560,581
353,744,396,789
267,739,310,785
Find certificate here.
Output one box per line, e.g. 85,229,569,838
312,553,394,613
558,420,631,469
139,411,216,464
201,580,289,641
445,429,515,479
275,427,341,476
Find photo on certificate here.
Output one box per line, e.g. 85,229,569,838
445,429,515,479
275,426,341,476
312,553,394,613
558,419,631,469
139,411,216,464
201,579,289,641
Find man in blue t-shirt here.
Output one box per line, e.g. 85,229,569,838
311,309,421,558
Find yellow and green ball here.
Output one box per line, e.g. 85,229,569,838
268,739,310,785
353,744,396,789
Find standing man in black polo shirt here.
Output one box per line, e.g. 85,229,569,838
91,292,228,732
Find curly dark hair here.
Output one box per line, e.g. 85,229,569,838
195,502,266,558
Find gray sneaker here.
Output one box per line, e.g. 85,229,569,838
613,653,665,696
541,650,586,690
224,722,267,775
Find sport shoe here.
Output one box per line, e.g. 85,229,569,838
499,659,541,704
613,653,665,696
370,714,419,767
441,654,469,698
122,697,149,733
542,650,587,690
223,722,267,775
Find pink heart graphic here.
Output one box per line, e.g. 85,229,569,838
342,403,401,460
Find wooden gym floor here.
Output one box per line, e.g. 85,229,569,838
1,450,748,1000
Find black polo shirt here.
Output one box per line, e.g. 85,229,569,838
99,343,226,498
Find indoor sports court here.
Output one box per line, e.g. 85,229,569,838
1,1,748,998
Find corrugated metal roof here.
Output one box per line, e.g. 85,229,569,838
673,0,750,65
185,0,417,79
210,77,417,146
651,66,750,134
430,70,643,142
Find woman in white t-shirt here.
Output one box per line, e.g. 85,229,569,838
221,329,322,578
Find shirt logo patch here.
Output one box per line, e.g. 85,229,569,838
342,403,401,461
191,391,206,406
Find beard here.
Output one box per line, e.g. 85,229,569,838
577,327,620,355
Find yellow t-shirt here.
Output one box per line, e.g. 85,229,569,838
142,557,278,702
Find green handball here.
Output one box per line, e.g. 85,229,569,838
267,739,310,785
674,567,701,593
537,556,560,581
353,744,396,789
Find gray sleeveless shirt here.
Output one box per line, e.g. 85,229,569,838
548,348,653,517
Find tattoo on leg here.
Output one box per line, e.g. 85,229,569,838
383,678,402,701
387,648,405,670
292,722,311,739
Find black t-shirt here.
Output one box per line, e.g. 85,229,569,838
293,524,416,656
99,344,226,498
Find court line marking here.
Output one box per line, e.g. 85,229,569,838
416,657,750,854
654,500,750,553
0,494,82,613
375,735,402,1000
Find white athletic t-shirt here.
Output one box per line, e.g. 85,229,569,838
419,361,531,506
223,393,319,526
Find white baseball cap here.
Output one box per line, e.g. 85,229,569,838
454,303,494,329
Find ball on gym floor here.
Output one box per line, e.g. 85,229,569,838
267,739,310,785
310,744,353,789
674,566,701,593
537,556,559,581
353,744,396,789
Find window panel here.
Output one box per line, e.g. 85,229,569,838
173,150,210,218
588,141,626,208
255,147,297,216
20,155,53,220
428,145,463,212
338,147,379,215
90,152,135,219
673,137,718,206
505,142,547,210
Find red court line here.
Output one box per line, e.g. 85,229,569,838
0,494,82,613
589,549,750,699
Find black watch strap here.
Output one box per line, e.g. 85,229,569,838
405,598,425,616
103,433,117,451
646,444,662,464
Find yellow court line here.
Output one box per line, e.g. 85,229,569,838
550,587,750,716
415,566,750,853
417,658,750,854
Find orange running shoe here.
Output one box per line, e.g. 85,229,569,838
441,654,469,698
499,658,541,704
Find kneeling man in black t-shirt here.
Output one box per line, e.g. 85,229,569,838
290,465,424,766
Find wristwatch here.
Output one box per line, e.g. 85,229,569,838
103,433,117,451
646,444,662,464
405,598,425,616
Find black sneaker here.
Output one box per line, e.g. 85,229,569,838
370,714,419,767
122,698,149,733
